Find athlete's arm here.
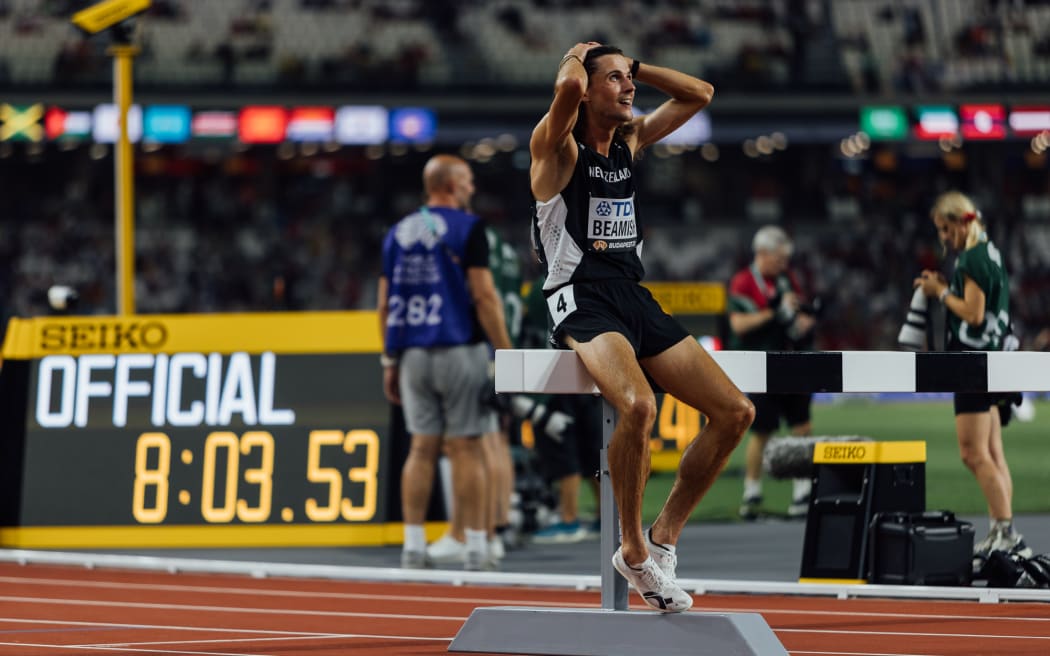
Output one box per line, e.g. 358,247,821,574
464,222,513,351
375,275,400,404
953,276,986,326
377,276,390,342
530,42,595,202
917,271,985,326
627,61,713,152
470,266,513,351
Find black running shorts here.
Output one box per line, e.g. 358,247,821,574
533,394,602,481
954,392,1022,427
546,279,689,358
748,393,813,434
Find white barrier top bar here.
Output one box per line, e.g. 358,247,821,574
495,349,1050,394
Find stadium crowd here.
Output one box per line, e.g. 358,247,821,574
1,138,1049,353
3,0,1050,93
1,0,1050,352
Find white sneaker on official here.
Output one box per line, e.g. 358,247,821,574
612,547,692,613
489,536,505,563
645,527,678,581
400,550,429,569
464,548,487,571
426,533,467,565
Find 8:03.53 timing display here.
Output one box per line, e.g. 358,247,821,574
16,349,390,530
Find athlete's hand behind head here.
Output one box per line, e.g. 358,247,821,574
566,41,601,61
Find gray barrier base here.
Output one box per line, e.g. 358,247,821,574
448,607,788,655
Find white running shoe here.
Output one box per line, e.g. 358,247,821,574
645,527,678,581
426,533,467,564
464,548,487,571
991,530,1033,559
612,547,693,613
489,536,505,562
400,550,429,569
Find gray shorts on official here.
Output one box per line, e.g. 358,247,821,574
399,342,497,438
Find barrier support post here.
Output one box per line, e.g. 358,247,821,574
599,400,628,610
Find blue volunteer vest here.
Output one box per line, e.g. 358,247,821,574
382,206,480,352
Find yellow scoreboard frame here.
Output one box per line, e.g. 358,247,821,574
0,311,449,548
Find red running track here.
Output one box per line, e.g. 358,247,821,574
0,562,1048,655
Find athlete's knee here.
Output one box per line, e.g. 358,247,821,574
408,437,442,462
445,436,484,460
619,393,658,433
959,447,986,472
717,395,755,439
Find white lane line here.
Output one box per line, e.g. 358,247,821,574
0,617,343,636
0,595,463,622
778,627,1050,640
696,605,1050,624
0,644,268,656
3,576,1047,624
0,575,590,608
0,618,453,647
86,633,449,648
790,652,940,656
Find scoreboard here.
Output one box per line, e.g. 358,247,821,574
0,312,401,548
0,303,725,549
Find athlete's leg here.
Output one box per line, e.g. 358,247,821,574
986,407,1012,506
443,436,488,531
482,427,514,532
567,331,657,566
956,410,1011,520
743,432,772,492
642,336,754,546
402,434,441,525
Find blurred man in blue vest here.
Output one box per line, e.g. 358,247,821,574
378,154,513,570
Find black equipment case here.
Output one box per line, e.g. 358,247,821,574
868,511,975,586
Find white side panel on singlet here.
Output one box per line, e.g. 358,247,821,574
535,193,585,291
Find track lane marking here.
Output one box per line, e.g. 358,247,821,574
0,576,591,608
0,617,436,637
0,643,270,655
2,577,1047,623
0,596,464,621
777,627,1050,640
790,652,942,655
87,633,450,648
3,590,1047,631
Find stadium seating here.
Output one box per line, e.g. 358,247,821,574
1,0,1050,353
1,0,1048,91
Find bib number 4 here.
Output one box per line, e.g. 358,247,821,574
546,285,577,329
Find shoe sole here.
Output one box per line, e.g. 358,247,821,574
532,532,587,545
427,556,466,564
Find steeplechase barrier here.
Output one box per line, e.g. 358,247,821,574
449,349,1050,656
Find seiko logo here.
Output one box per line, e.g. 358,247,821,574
40,322,169,351
588,166,631,183
822,444,867,461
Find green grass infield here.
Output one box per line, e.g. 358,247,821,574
578,398,1050,523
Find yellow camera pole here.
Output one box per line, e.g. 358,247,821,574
108,43,139,315
72,1,151,316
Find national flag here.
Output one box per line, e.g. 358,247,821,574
1,103,44,142
287,106,334,142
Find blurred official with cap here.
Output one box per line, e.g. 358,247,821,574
727,225,817,520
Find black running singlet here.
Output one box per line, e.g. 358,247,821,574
532,139,644,292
